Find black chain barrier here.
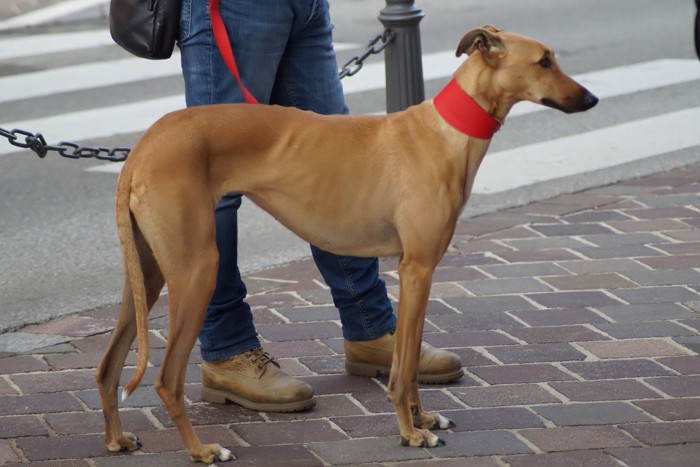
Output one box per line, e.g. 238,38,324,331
338,29,395,79
0,29,395,162
0,128,131,162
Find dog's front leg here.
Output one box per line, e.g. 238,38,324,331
389,255,450,447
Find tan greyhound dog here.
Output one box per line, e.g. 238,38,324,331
96,26,597,463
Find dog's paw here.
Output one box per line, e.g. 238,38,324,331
190,443,236,464
413,411,455,430
106,432,142,452
432,413,456,430
400,428,445,448
215,447,235,462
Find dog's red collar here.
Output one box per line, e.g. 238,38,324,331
433,79,501,139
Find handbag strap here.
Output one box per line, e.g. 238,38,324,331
209,0,259,104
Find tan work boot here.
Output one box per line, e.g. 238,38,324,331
200,347,315,412
345,333,464,384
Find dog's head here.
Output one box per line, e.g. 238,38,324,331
456,26,598,114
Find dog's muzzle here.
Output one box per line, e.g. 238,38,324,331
542,89,599,114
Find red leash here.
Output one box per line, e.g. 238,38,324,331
209,0,259,104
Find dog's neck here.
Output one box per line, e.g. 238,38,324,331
433,79,502,139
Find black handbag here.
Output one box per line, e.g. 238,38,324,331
109,0,181,60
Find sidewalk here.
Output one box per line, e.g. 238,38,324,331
1,163,699,465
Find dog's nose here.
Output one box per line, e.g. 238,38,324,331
584,91,599,110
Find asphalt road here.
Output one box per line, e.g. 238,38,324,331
0,0,697,333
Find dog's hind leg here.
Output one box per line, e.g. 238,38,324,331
96,224,164,452
149,206,234,464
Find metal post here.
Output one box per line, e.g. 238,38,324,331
378,0,425,113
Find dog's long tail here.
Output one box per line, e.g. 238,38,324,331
116,167,150,401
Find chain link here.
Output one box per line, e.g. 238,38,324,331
339,28,395,79
1,29,394,162
0,127,130,162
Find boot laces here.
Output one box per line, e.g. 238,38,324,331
245,348,276,370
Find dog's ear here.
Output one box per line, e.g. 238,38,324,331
456,26,506,62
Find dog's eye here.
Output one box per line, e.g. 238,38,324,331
538,55,552,69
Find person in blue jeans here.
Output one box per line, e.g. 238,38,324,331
178,0,462,412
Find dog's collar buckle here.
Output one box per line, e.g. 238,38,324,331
433,79,501,139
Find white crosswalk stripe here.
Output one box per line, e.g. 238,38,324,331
2,28,700,197
0,56,183,104
0,29,114,59
475,106,700,194
0,0,107,31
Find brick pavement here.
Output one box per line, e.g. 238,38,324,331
1,164,700,465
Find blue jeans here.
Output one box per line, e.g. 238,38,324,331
178,0,396,361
